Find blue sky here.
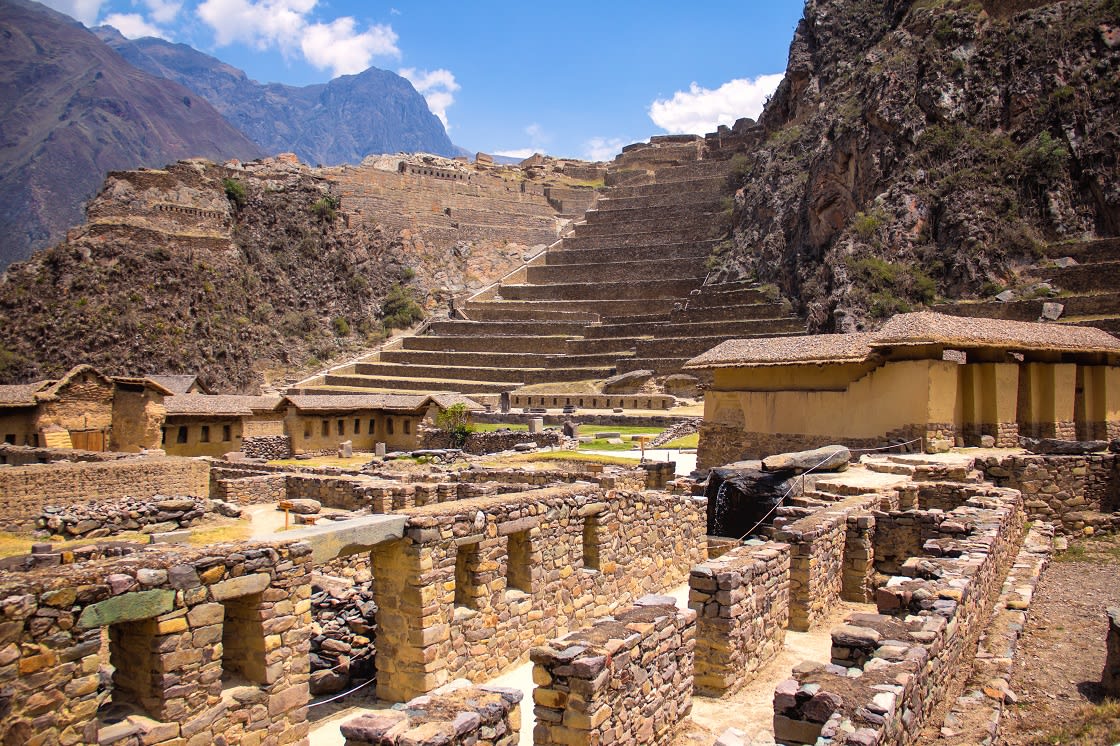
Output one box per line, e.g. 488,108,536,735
42,0,805,160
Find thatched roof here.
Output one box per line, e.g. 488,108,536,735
685,312,1120,370
876,312,1120,353
0,382,49,407
283,394,436,414
685,333,879,370
147,374,209,395
165,394,283,417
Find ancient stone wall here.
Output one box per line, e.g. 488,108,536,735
418,428,563,454
36,495,207,539
0,540,312,746
510,393,675,411
696,423,933,470
690,542,790,694
0,443,127,465
1105,608,1120,697
773,487,1026,745
340,680,521,746
531,598,695,746
774,494,883,631
370,485,707,701
976,452,1120,532
0,457,210,529
242,435,292,460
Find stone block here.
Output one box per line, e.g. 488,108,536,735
77,589,176,629
209,573,271,601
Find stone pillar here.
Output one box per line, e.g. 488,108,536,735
1018,363,1077,440
1104,608,1120,696
371,537,449,701
842,515,875,602
1077,366,1120,441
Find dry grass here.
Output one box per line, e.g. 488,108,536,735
187,522,252,546
484,451,641,468
663,433,700,449
0,531,35,558
1027,699,1120,745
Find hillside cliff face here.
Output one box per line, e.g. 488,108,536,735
721,0,1119,330
95,29,458,167
0,159,425,392
0,0,263,269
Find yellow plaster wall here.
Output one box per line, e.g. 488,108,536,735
1019,363,1077,425
163,419,243,457
0,411,38,446
704,359,955,439
959,363,1018,426
285,411,422,453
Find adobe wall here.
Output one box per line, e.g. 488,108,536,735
976,452,1120,532
690,542,790,694
0,457,210,529
510,393,675,411
531,599,696,745
0,540,312,746
418,427,564,454
285,412,423,454
370,484,707,701
163,417,244,457
110,388,165,452
0,443,126,465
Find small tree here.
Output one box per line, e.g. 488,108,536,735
222,178,246,209
435,403,472,448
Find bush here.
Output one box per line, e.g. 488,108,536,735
851,211,884,240
847,256,939,318
331,316,350,336
222,178,246,209
435,403,473,448
311,195,340,222
381,284,424,330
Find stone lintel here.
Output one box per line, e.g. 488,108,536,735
272,514,407,564
77,588,176,629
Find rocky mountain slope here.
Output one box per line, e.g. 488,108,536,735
0,158,428,392
0,0,263,269
719,0,1119,331
95,28,458,167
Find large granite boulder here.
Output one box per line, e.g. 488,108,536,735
762,445,850,474
1020,437,1108,455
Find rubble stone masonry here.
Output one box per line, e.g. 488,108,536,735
531,598,696,746
977,452,1120,532
689,541,790,694
0,456,210,529
370,484,706,701
0,540,313,746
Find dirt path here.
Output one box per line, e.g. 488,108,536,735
674,601,877,745
998,534,1120,745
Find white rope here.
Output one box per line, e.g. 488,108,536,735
307,674,377,708
848,437,924,453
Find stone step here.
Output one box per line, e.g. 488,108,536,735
633,331,807,359
378,348,629,370
525,258,708,285
498,278,699,301
670,302,794,324
402,335,572,354
544,240,717,266
583,201,724,225
460,305,601,323
559,232,721,252
428,319,590,337
934,291,1120,323
596,188,724,211
1060,316,1120,334
341,363,613,386
615,357,694,375
1041,237,1120,264
646,160,734,182
564,337,646,356
685,284,778,308
605,174,729,200
320,373,516,395
584,316,805,340
464,298,673,318
1041,260,1120,294
571,214,722,241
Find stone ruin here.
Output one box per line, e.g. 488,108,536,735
0,438,1116,745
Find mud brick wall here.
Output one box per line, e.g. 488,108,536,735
341,680,521,746
0,457,210,529
0,540,313,746
690,542,790,694
976,453,1120,532
531,599,696,746
453,466,647,492
774,494,880,632
370,484,707,701
774,488,1027,745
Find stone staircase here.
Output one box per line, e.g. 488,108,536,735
294,138,807,399
934,237,1120,334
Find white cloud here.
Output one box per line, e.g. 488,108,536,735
197,0,314,49
38,0,104,25
493,148,537,159
525,123,550,147
649,73,784,135
583,137,624,162
302,18,399,76
103,12,166,38
196,0,401,77
399,68,459,129
141,0,183,24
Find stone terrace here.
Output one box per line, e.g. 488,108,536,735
295,133,806,398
